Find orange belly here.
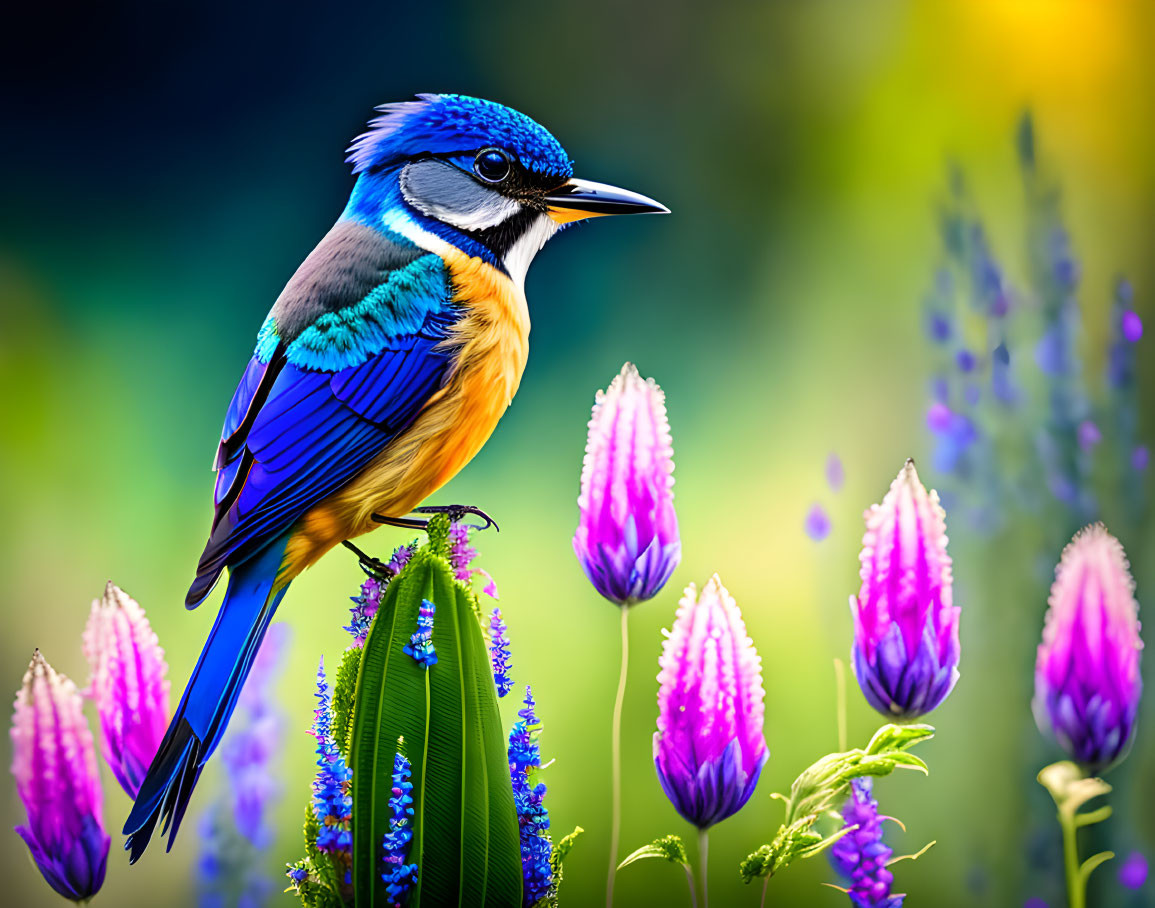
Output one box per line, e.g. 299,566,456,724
278,248,530,585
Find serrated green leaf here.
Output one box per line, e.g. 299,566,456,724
332,645,361,760
618,834,690,870
350,546,521,907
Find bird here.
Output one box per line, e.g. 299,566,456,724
122,93,668,860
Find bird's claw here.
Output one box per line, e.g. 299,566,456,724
412,504,499,532
341,540,396,580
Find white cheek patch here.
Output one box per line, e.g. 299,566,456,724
400,159,522,232
503,214,558,293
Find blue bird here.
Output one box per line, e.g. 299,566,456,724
122,93,667,860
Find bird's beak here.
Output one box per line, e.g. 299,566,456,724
545,178,670,224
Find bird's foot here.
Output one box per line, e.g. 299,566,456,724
342,539,398,580
370,505,499,533
413,504,499,532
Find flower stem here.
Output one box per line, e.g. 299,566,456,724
833,657,847,752
606,606,630,908
682,863,699,908
1060,809,1085,908
698,827,709,908
760,874,770,908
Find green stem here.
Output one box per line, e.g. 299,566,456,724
760,874,770,908
606,606,630,908
683,863,699,908
698,827,709,908
1060,809,1085,908
833,657,847,752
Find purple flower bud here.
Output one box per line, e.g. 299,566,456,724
11,651,110,902
573,363,680,606
82,581,171,798
851,461,960,718
1076,420,1101,453
653,576,767,828
1133,446,1150,472
1034,524,1143,773
1122,310,1143,343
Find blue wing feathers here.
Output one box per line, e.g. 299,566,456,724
187,252,455,606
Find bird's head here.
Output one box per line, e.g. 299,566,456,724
343,93,668,288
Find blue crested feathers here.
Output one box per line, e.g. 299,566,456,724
346,93,573,179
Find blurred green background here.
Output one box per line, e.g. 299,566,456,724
3,1,1153,905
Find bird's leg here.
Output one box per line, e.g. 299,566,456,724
370,505,499,532
341,539,397,580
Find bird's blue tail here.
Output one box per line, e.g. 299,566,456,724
123,536,290,862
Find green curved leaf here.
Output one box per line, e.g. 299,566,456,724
618,834,690,870
350,544,521,907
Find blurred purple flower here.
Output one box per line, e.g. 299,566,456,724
1076,420,1101,453
830,778,904,908
956,349,977,372
1122,310,1143,343
653,575,767,828
1133,446,1149,472
1118,851,1148,890
805,503,832,542
11,650,109,902
219,623,289,847
827,453,846,492
573,362,680,606
851,460,960,718
82,581,171,799
1034,524,1143,773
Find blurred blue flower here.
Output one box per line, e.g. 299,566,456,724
1118,851,1148,890
508,686,553,905
805,503,832,542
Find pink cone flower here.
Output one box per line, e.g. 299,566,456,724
851,459,960,718
573,363,680,606
654,575,767,828
83,581,171,798
11,650,110,902
1034,524,1143,773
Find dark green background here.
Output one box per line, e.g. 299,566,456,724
3,2,1153,906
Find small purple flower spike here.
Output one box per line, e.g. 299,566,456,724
653,576,767,828
403,599,437,669
380,741,418,908
830,778,905,908
1034,524,1143,774
573,363,681,606
1118,851,1148,890
11,650,110,902
82,581,171,798
805,503,832,541
488,607,514,697
851,460,960,718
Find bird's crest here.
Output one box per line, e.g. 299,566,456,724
346,93,573,179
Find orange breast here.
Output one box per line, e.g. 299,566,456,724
279,249,530,583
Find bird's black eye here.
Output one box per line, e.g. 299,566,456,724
473,148,512,183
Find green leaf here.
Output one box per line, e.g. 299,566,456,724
887,840,937,867
332,645,361,760
350,546,521,907
549,826,584,903
1037,761,1113,821
1079,850,1115,886
741,723,934,884
618,834,690,870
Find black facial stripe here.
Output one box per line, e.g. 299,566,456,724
469,206,544,260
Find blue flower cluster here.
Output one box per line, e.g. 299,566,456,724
830,778,904,908
346,543,416,645
508,686,552,905
380,744,418,908
488,607,513,697
310,660,352,857
403,600,437,669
